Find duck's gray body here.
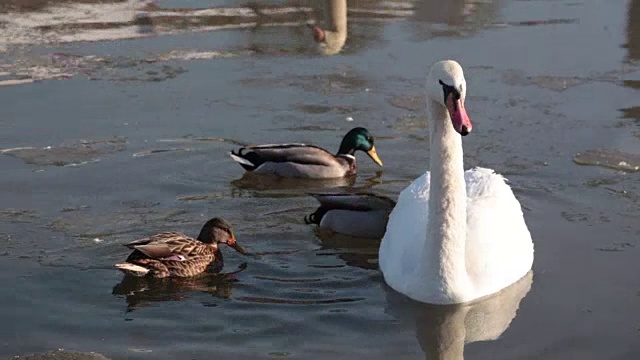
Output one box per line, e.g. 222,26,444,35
229,127,383,179
230,144,357,179
305,193,396,238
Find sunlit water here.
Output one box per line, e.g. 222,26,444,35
1,0,639,359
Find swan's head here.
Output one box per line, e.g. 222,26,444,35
308,24,347,56
310,24,326,43
426,60,472,136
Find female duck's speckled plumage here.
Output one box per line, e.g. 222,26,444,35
115,217,246,278
229,127,383,179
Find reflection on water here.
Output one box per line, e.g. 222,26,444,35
310,0,348,55
112,266,243,312
230,170,386,196
308,0,517,55
1,0,639,358
0,0,584,84
308,0,501,55
0,0,314,47
0,0,126,13
386,272,533,360
0,0,317,84
626,0,640,62
314,228,380,270
230,172,356,194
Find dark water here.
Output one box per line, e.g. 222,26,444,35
1,0,639,359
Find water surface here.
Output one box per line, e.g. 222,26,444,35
1,0,639,359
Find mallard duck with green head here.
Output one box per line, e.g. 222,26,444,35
229,127,383,179
305,192,396,238
115,217,247,278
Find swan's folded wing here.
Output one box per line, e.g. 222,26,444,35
379,172,431,295
464,167,534,289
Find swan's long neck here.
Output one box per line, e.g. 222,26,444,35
326,0,347,34
319,0,347,55
425,96,470,298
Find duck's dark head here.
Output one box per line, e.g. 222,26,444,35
198,217,247,255
337,127,384,167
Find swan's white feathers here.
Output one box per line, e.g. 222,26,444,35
465,168,533,291
379,172,431,299
380,167,534,304
379,60,533,304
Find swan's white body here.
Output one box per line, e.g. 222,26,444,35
379,60,534,305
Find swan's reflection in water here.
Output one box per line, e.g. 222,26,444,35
310,0,348,55
308,0,501,55
386,272,533,359
111,264,246,312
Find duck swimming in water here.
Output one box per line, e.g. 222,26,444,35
229,127,383,179
305,192,396,238
115,217,246,278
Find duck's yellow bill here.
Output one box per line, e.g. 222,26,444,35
367,146,383,167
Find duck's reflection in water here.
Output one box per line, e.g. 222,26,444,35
313,229,381,270
230,172,387,201
385,271,533,359
112,263,246,312
230,172,356,196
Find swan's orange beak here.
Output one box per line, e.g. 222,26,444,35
227,235,247,255
309,24,326,43
446,94,472,136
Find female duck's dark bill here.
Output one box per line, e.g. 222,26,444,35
367,145,384,166
228,236,247,255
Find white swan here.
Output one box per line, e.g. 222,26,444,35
379,60,534,305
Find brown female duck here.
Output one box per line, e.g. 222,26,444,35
115,217,246,278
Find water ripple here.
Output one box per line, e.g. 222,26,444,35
236,296,365,305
